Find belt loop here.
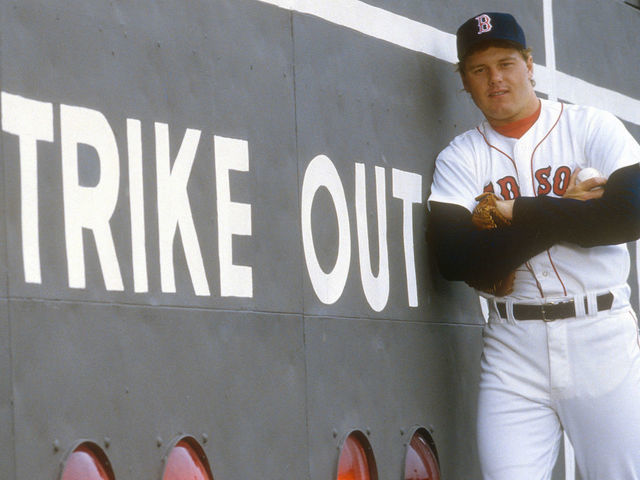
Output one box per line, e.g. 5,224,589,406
586,292,598,316
573,293,586,318
505,298,516,324
490,298,498,321
608,289,618,311
488,298,502,324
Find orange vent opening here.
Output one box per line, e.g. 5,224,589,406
337,432,374,480
61,443,114,480
163,437,213,480
404,431,440,480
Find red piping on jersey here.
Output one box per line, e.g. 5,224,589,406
530,103,564,195
528,103,568,297
476,127,519,175
525,262,545,297
547,251,568,296
477,108,568,298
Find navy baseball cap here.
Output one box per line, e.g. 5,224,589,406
456,12,526,61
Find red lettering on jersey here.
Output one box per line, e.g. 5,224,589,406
553,166,571,196
497,176,520,200
483,182,495,194
475,14,493,34
535,166,552,195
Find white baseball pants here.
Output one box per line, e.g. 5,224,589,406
477,307,640,479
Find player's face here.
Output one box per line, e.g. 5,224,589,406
461,46,539,126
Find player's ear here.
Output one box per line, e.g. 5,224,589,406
456,60,470,92
459,70,470,92
526,55,534,78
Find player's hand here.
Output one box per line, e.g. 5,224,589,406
563,168,606,201
495,199,514,221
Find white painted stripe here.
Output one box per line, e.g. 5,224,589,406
554,70,640,125
255,0,640,126
290,0,457,63
543,0,558,101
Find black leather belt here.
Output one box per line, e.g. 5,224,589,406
496,293,614,322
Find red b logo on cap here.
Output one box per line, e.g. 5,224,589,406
475,14,493,34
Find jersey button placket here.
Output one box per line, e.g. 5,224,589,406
513,143,533,197
527,259,548,298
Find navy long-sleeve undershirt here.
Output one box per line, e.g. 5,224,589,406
427,164,640,289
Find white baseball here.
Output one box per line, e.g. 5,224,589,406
576,167,603,185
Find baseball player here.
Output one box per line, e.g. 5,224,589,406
427,12,640,480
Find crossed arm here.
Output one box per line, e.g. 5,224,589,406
427,163,640,286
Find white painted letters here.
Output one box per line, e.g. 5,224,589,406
301,155,351,304
355,163,389,312
2,91,423,311
302,159,421,309
214,136,253,298
127,118,148,293
155,123,210,296
1,93,54,284
392,168,422,307
61,105,124,290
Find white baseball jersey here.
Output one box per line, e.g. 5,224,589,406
429,98,640,302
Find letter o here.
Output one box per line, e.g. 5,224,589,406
301,155,351,304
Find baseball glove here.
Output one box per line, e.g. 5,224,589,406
467,192,515,296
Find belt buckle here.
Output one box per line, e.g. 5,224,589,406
541,301,556,322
